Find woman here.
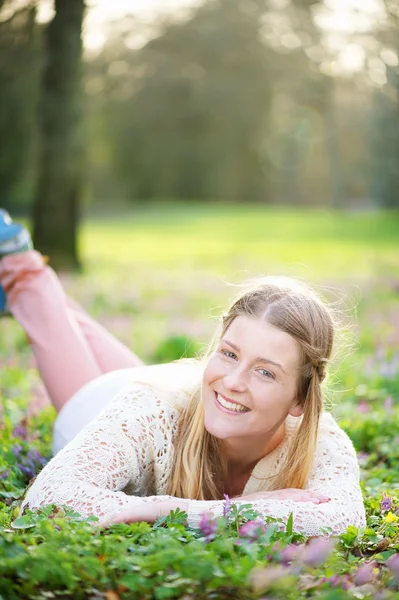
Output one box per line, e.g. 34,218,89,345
0,211,366,535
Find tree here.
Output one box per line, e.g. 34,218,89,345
368,0,399,207
0,2,41,211
87,0,330,205
33,0,86,268
100,0,275,203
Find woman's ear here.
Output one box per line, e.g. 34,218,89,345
289,400,304,418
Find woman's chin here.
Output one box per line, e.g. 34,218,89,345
203,414,236,440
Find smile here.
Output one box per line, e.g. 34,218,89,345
215,393,250,414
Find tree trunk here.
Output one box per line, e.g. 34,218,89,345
324,81,344,208
33,0,85,269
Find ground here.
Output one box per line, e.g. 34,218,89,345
1,205,399,599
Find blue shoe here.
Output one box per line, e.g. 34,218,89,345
0,210,32,255
0,285,6,313
0,209,32,315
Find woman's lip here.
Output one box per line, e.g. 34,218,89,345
214,392,249,414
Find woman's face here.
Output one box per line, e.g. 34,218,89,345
201,315,304,446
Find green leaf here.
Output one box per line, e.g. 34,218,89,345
286,512,293,536
11,515,36,529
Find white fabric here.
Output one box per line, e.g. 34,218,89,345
53,368,140,454
23,361,366,536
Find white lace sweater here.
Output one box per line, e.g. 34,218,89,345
23,361,366,536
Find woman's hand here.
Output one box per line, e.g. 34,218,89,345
98,489,329,528
99,498,190,528
239,489,331,504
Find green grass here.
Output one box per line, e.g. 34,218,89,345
2,205,399,599
5,205,399,364
81,206,399,281
76,205,399,361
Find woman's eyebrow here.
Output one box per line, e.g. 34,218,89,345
222,338,286,374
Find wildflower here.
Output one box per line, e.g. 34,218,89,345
354,562,377,586
11,445,48,481
380,359,398,379
384,396,393,412
386,553,399,582
384,511,398,524
301,537,336,568
198,513,217,542
12,444,23,457
250,566,286,592
0,469,10,480
357,401,370,413
222,494,231,518
239,519,266,541
322,574,350,590
12,423,29,440
380,493,392,512
280,543,302,565
357,451,369,466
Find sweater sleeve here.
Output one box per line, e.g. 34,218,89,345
21,383,179,518
186,414,366,537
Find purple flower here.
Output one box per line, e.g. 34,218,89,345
223,494,231,518
250,566,286,592
12,444,23,457
198,513,218,542
357,400,370,413
384,396,393,413
239,519,266,541
302,538,336,568
387,553,399,582
280,543,302,565
0,469,10,480
322,574,350,590
381,493,392,512
11,445,48,481
12,423,28,440
354,562,377,586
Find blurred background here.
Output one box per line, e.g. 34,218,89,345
1,1,398,248
0,0,398,373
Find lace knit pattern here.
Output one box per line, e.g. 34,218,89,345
22,362,366,536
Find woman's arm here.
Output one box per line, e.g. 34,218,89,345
99,491,328,527
184,414,366,536
21,383,180,519
100,414,365,537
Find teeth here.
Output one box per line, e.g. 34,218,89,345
217,394,248,413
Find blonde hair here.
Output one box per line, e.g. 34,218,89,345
168,276,335,500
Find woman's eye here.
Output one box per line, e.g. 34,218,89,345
258,369,274,379
221,350,237,360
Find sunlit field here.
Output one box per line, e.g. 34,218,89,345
82,205,399,277
78,206,399,361
2,204,399,414
2,205,399,599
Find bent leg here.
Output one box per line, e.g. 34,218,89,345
0,251,143,412
66,297,144,373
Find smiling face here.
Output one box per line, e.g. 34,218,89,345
201,315,304,461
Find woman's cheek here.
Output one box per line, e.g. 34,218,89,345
203,356,221,382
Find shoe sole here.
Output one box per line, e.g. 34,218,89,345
0,229,32,255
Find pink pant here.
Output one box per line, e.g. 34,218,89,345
0,251,143,413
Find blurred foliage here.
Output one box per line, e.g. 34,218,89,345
0,0,398,217
0,1,41,211
152,335,202,364
86,0,333,204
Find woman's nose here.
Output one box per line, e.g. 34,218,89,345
223,367,248,392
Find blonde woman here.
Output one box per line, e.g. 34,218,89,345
0,212,365,536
